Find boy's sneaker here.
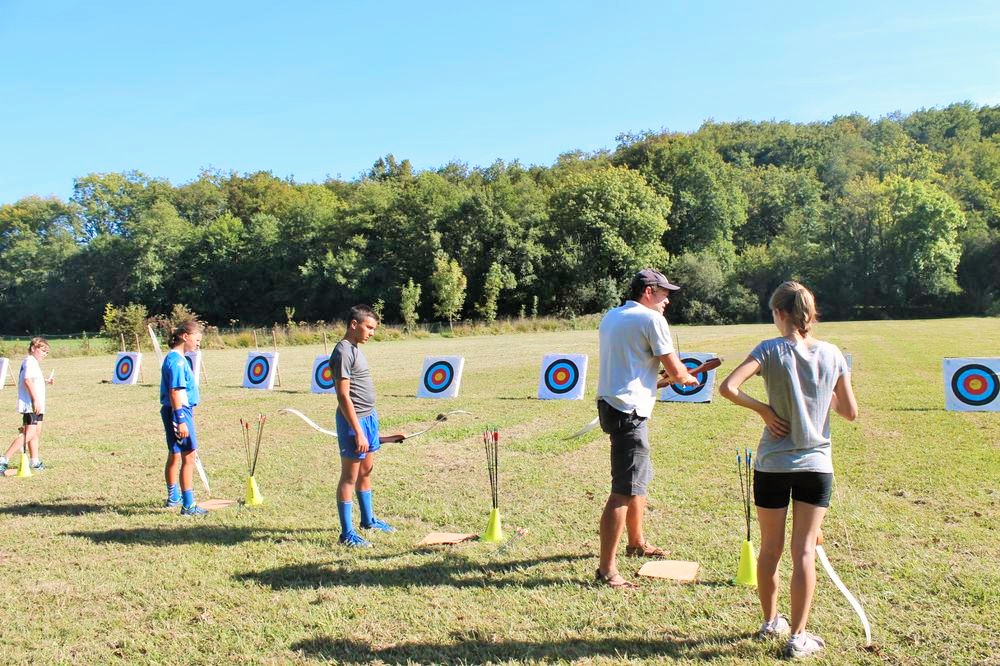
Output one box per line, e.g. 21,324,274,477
180,504,208,516
164,498,182,508
757,614,790,639
361,517,396,533
783,632,825,659
339,532,373,548
30,461,45,471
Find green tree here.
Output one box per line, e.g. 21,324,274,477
399,279,422,331
476,262,515,324
430,252,467,325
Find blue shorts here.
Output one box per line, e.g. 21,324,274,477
335,410,380,460
160,405,198,453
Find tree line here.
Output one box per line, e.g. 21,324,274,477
2,102,998,333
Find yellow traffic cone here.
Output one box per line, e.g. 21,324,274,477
15,451,32,478
482,507,504,543
245,475,263,506
735,539,757,586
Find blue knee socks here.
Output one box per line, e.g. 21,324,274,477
167,483,180,502
338,500,354,536
357,490,374,526
182,489,195,509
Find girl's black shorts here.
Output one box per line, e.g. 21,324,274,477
753,470,833,508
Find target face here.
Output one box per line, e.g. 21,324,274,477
417,356,465,399
311,355,337,394
944,358,1000,411
0,358,8,390
184,351,202,386
112,352,142,385
538,354,588,400
659,352,717,403
242,351,278,390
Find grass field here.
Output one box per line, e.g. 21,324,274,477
0,318,997,665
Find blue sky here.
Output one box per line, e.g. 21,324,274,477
1,0,998,204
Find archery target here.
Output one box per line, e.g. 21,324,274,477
0,358,8,389
417,356,465,399
311,355,337,394
538,354,588,400
112,352,141,385
659,352,718,403
242,351,278,390
184,351,202,386
944,358,999,411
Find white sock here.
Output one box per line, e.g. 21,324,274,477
0,457,7,465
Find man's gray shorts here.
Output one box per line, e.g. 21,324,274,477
597,399,652,496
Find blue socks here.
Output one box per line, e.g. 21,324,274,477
167,483,180,503
338,500,354,536
182,489,195,509
357,490,374,526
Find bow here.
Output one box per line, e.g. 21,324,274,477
278,408,338,437
563,416,600,440
278,408,472,443
816,531,872,646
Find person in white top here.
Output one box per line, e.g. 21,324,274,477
0,337,55,473
594,269,699,588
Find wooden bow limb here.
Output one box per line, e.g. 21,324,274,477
817,531,872,647
563,416,600,440
278,408,338,437
401,410,472,441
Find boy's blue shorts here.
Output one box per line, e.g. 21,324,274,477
335,410,381,460
160,405,198,453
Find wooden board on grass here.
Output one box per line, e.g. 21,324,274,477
198,499,237,511
416,532,478,546
637,560,700,582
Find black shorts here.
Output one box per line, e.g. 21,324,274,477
754,470,833,508
597,399,652,496
22,413,43,426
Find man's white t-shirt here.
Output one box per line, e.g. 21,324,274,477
597,300,674,418
17,356,45,414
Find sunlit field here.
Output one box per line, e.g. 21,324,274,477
0,318,996,664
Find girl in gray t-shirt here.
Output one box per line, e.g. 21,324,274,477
719,281,858,659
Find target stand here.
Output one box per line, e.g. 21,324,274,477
417,356,465,399
243,352,279,390
537,354,588,400
659,352,718,403
944,358,999,412
112,352,142,385
310,355,337,394
185,351,203,386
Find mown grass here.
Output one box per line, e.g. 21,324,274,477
0,318,997,664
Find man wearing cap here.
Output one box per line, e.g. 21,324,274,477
595,268,699,588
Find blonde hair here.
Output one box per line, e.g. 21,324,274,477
769,281,818,335
28,337,49,353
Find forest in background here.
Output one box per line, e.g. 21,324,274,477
1,102,998,333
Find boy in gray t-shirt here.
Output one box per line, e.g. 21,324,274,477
330,304,395,548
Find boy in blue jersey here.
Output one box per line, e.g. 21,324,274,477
160,321,207,516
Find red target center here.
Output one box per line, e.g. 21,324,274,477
120,362,131,373
963,375,986,395
321,367,333,381
252,365,264,377
553,369,569,384
432,369,446,384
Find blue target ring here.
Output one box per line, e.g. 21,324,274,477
314,360,336,390
246,356,271,385
544,359,580,395
423,361,454,394
115,356,134,382
671,357,708,396
951,363,999,407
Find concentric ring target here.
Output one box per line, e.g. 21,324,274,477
544,359,580,395
314,361,335,390
115,356,134,382
951,363,999,407
672,357,708,397
423,361,455,394
246,355,271,386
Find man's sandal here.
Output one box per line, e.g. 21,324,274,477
625,542,670,558
595,569,637,589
